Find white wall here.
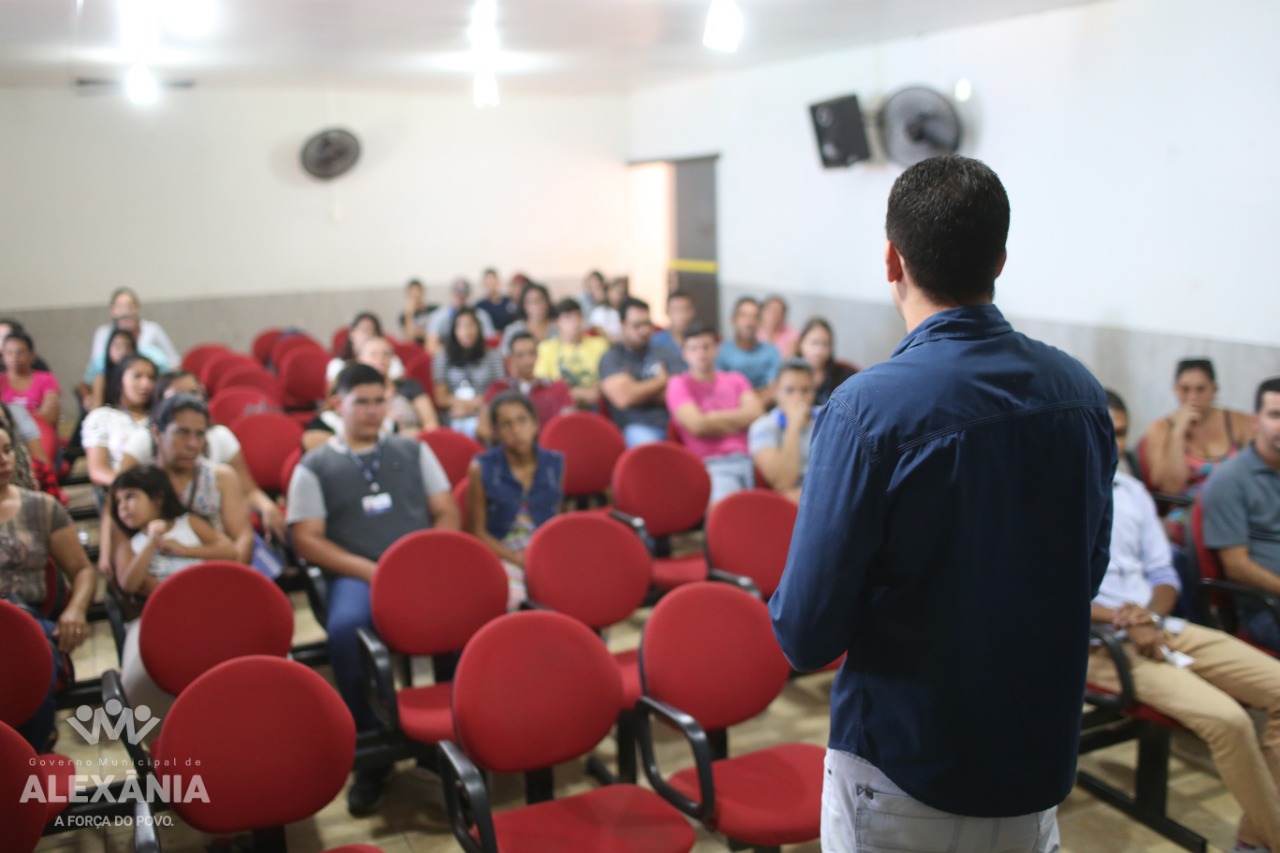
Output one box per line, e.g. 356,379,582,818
628,0,1280,348
0,87,631,309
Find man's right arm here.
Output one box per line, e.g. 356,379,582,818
768,401,883,671
600,359,666,410
1201,471,1280,593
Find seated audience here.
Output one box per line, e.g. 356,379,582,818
1092,389,1280,853
466,392,565,610
0,420,95,753
434,309,505,438
1,400,49,475
716,296,781,405
110,464,237,720
1144,358,1254,539
599,297,685,447
0,331,60,426
501,281,555,355
579,269,608,315
398,278,432,346
749,359,817,503
89,327,138,412
83,288,179,390
587,276,629,342
667,323,763,504
1203,377,1280,651
356,336,439,433
478,332,572,443
534,299,609,410
426,278,495,355
475,267,517,333
0,319,51,372
651,289,696,358
798,317,857,406
83,354,157,488
758,294,799,358
287,363,458,814
507,272,530,310
327,311,404,384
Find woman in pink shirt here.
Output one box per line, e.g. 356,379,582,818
0,330,60,426
758,295,798,358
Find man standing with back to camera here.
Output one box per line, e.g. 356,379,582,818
770,156,1116,851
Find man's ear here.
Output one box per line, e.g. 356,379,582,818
993,249,1008,280
885,240,904,283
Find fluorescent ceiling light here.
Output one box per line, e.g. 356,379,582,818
703,0,743,53
473,70,499,108
125,63,159,104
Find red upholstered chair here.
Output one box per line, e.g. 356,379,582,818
270,333,326,373
0,723,52,853
705,489,797,599
230,412,305,496
417,428,484,488
356,530,507,755
541,412,625,508
452,477,470,531
440,611,696,853
181,343,232,377
149,656,379,852
1191,496,1280,648
392,339,424,369
280,446,303,494
404,351,434,400
208,387,282,427
525,514,653,781
197,349,246,390
278,347,331,411
251,328,283,366
331,325,350,357
215,364,284,401
637,582,824,850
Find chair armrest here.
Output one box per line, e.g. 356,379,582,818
440,740,497,853
608,509,646,537
303,564,330,626
356,627,400,731
1085,625,1134,713
635,694,715,821
706,567,762,599
101,669,153,774
1198,578,1280,638
1149,491,1194,508
101,592,127,665
133,800,160,853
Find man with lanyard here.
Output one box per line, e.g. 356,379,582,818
287,362,459,815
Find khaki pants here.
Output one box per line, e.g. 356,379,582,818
1088,622,1280,849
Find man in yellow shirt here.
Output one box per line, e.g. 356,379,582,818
535,298,610,410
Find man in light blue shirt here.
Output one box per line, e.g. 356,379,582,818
715,297,780,405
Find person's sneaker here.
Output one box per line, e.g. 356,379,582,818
347,766,392,816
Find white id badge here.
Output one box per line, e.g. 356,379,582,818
363,493,394,516
1163,616,1187,635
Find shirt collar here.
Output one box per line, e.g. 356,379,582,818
892,304,1013,358
1242,443,1279,475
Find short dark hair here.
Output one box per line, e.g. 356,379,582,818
682,322,717,343
152,391,208,432
405,278,424,291
1103,389,1127,415
762,294,787,311
885,155,1010,303
1256,377,1280,413
0,318,26,334
618,297,650,324
155,369,200,403
732,296,759,314
1175,358,1216,384
489,391,537,425
667,289,693,305
335,362,385,396
110,464,189,534
110,287,139,307
483,267,498,278
444,308,488,366
2,330,33,352
554,298,582,317
779,357,814,379
507,331,536,351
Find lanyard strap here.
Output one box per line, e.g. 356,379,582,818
337,438,383,492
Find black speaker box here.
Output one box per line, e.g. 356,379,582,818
810,94,871,168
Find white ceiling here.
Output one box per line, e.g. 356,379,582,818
1,0,1104,94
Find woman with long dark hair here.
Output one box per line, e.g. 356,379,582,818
797,318,857,407
434,309,505,438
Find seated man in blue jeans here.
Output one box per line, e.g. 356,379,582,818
287,362,459,815
1203,376,1280,651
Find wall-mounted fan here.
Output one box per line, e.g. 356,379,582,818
300,128,361,180
879,86,962,167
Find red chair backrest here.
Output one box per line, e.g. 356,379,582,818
370,530,507,657
0,600,54,729
182,343,232,376
250,328,283,366
393,340,424,369
1135,435,1155,491
541,412,625,498
197,350,248,390
1190,497,1221,582
705,489,798,598
33,414,59,467
452,611,623,773
0,723,48,851
418,429,484,488
641,582,791,731
525,514,651,628
279,446,303,497
277,348,331,409
152,656,354,834
213,365,282,401
229,412,304,493
207,387,282,428
403,351,435,399
138,562,294,696
612,442,711,537
331,326,350,357
452,477,470,531
269,334,326,373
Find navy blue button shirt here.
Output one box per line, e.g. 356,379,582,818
769,304,1116,818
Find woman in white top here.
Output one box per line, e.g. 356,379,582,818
586,277,629,342
83,354,157,488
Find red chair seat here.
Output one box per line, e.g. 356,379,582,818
652,554,707,590
669,742,823,845
489,782,696,852
1087,684,1186,730
615,649,641,708
397,682,454,744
